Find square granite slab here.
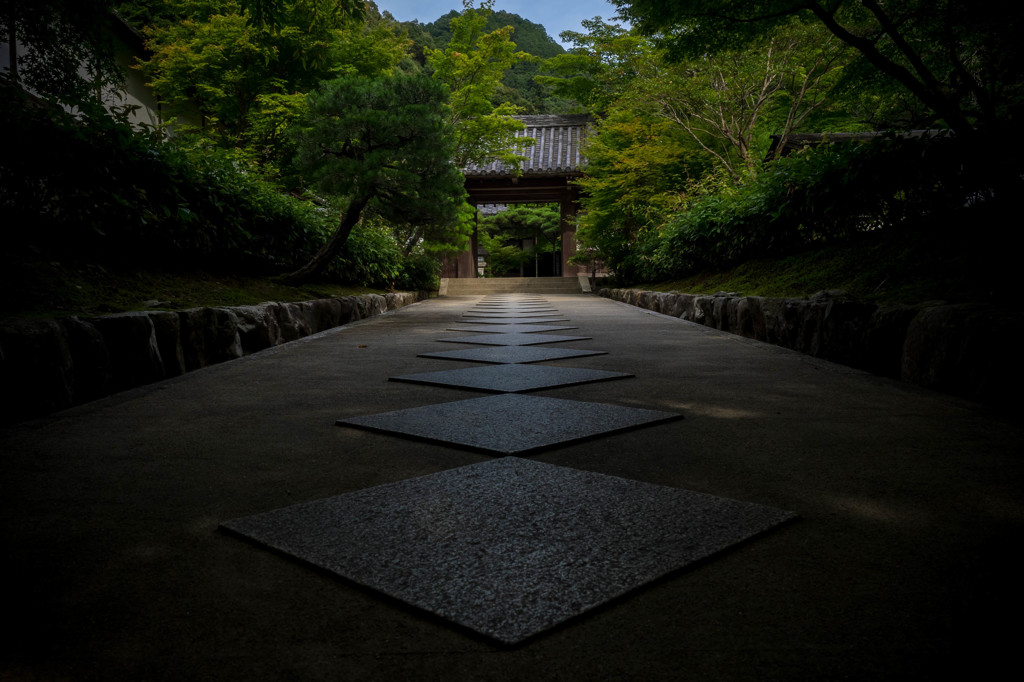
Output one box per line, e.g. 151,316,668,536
337,393,681,455
418,346,608,364
440,333,591,346
221,457,797,645
453,317,570,325
446,324,578,334
463,311,562,319
389,364,633,393
472,306,555,311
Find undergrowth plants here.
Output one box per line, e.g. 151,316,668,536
1,77,438,292
614,133,1011,284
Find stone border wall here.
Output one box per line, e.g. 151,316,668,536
0,292,421,424
599,288,1022,407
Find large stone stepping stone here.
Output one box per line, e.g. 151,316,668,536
221,458,797,645
336,393,680,455
389,364,633,393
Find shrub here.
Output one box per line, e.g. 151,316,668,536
643,133,1014,282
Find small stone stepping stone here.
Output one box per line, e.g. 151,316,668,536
463,311,562,319
466,311,560,317
482,296,545,300
468,310,560,316
389,364,633,393
445,324,578,334
336,393,681,455
441,333,591,346
457,317,569,325
221,457,796,645
418,347,608,364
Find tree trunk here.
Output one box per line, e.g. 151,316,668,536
275,193,372,284
807,2,974,136
8,22,18,82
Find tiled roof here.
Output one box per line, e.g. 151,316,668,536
462,114,593,177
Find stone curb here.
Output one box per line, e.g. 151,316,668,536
599,287,1022,407
0,292,422,424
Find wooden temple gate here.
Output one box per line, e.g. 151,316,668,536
441,114,592,279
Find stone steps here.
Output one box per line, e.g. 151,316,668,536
441,277,583,295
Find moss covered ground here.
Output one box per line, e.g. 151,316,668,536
1,259,385,319
632,220,1010,307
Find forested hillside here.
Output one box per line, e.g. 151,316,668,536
411,8,566,112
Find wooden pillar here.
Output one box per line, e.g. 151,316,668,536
470,209,480,278
560,187,580,277
454,246,475,278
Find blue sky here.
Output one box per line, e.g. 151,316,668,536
376,1,626,48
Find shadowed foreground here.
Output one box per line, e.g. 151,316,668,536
2,294,1021,680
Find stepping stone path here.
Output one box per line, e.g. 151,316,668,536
223,294,797,644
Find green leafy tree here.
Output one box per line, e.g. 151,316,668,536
281,73,467,282
618,19,850,179
479,205,562,276
2,0,122,112
420,8,564,113
425,0,534,168
138,0,381,153
572,108,706,279
613,0,1024,136
538,19,647,116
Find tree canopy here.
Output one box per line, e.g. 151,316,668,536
1,0,123,112
281,72,467,282
425,1,534,169
613,0,1024,135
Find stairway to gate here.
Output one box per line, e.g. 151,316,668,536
440,277,584,296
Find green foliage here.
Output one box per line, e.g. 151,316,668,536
292,73,465,226
484,205,561,243
333,220,405,288
0,81,331,272
425,1,534,168
417,6,564,113
570,108,709,279
478,205,561,277
578,18,852,180
1,78,441,289
282,72,469,280
394,252,442,291
137,0,400,164
2,0,123,112
538,19,645,115
113,1,179,27
632,134,1018,282
542,15,869,281
614,0,1024,135
479,236,531,277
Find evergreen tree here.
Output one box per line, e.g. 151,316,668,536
281,73,467,282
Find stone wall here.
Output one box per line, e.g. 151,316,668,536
599,288,1022,407
0,292,421,423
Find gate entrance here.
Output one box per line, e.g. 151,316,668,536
442,114,592,279
477,203,561,278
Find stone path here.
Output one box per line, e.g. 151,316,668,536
3,292,1022,680
223,295,796,643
